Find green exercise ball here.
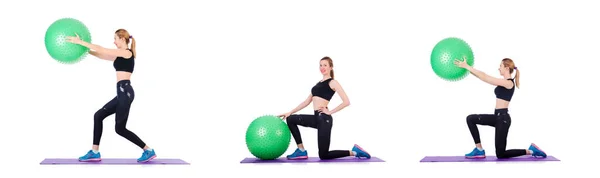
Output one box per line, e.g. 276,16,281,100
44,18,92,64
430,37,474,81
245,115,291,160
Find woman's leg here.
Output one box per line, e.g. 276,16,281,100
316,113,367,160
114,81,146,148
494,114,528,159
285,114,318,159
93,97,118,148
78,97,117,161
496,114,546,158
465,114,496,158
113,81,155,162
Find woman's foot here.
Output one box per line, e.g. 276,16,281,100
352,144,371,159
79,150,101,162
137,149,157,163
286,148,308,160
465,147,486,159
529,143,547,158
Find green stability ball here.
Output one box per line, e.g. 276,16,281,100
430,37,475,81
245,115,291,160
44,18,92,64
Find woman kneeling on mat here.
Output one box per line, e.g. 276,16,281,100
278,56,371,160
66,29,156,163
454,57,547,159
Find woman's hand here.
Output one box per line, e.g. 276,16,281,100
318,107,332,115
65,33,83,45
453,56,470,69
278,112,291,120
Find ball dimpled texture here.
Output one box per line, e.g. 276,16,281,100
44,18,92,64
430,37,474,81
245,115,291,160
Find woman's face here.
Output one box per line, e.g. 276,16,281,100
320,60,331,76
113,34,126,48
498,62,509,75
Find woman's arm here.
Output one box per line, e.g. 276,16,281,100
89,51,116,61
327,80,350,114
287,94,313,114
464,65,514,89
77,41,132,59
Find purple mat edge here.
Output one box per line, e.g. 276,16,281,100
240,157,385,163
40,158,191,165
420,156,560,162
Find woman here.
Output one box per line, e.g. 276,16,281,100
454,57,547,159
278,56,371,160
66,29,156,163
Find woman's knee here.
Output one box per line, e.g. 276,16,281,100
318,152,332,160
94,108,109,121
496,151,508,159
466,114,478,123
286,115,300,125
114,124,128,135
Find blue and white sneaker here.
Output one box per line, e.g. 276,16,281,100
286,148,308,160
352,144,371,159
137,149,157,163
465,147,486,159
79,150,101,162
529,143,547,158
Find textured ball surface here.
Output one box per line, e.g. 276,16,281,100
430,37,474,81
44,18,92,64
245,115,291,160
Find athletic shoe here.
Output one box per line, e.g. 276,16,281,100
137,149,157,163
529,143,547,158
79,150,101,162
465,147,486,158
352,144,371,159
286,148,308,160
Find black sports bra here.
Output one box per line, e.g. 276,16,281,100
495,79,515,101
311,78,335,101
113,49,135,73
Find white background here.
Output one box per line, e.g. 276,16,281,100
1,0,598,178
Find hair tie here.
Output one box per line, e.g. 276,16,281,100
514,67,518,70
129,35,132,39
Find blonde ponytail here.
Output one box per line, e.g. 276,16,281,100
130,36,136,57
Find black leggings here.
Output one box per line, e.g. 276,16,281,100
286,111,350,160
466,108,526,158
92,80,146,149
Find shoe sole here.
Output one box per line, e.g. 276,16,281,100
287,156,308,160
531,143,547,158
79,158,101,162
465,155,486,159
353,144,371,159
138,155,157,163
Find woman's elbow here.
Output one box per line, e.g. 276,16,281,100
343,101,351,106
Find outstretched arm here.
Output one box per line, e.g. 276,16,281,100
89,51,116,61
78,41,132,59
327,80,350,114
66,34,132,59
287,94,313,114
463,65,513,89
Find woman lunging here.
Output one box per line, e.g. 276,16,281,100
66,29,156,163
279,56,371,160
454,57,547,159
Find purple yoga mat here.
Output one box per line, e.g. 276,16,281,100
420,155,560,162
240,157,385,163
40,158,190,165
